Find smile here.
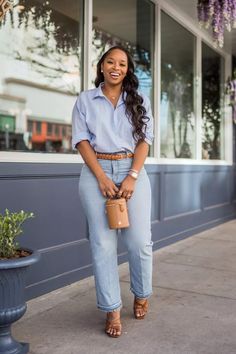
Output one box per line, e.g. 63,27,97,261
110,72,120,78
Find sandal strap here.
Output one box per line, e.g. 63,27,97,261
105,314,121,329
105,318,122,337
105,318,121,327
134,299,148,311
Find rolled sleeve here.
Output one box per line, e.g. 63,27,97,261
72,93,91,150
142,95,154,145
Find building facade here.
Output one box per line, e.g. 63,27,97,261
0,0,235,299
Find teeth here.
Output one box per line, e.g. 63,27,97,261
110,72,119,77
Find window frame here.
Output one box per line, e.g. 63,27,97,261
160,9,198,160
201,40,226,161
156,0,232,165
0,0,233,165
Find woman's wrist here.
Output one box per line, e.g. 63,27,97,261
130,168,139,174
96,170,107,182
128,169,139,180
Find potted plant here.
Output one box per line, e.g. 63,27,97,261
0,209,40,354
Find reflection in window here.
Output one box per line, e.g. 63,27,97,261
55,125,60,136
36,121,42,135
160,12,196,159
62,126,66,137
202,43,224,160
47,123,53,136
92,0,154,100
27,120,33,133
0,0,83,153
0,114,16,150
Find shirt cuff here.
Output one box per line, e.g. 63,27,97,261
72,132,91,150
144,136,154,145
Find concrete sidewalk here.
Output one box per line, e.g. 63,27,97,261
13,220,236,354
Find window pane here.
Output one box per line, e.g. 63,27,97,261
47,123,53,136
55,125,60,136
0,0,83,153
62,126,67,137
161,11,196,159
27,120,33,133
92,0,154,100
202,43,225,160
36,122,42,135
0,114,15,150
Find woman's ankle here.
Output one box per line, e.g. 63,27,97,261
107,310,120,319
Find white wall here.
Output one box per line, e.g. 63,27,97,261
4,81,77,124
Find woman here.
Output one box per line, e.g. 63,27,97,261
72,46,154,338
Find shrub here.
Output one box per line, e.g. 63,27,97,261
0,209,34,259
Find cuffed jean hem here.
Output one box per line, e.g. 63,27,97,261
97,301,122,313
130,288,153,299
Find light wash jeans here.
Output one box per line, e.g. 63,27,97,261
79,157,153,312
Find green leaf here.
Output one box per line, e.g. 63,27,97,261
0,209,35,258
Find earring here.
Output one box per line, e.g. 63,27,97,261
101,69,103,73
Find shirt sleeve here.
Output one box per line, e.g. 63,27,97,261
72,93,92,150
142,95,154,145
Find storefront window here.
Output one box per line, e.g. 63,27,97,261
0,0,83,153
36,122,42,135
160,11,196,159
202,43,225,160
62,126,66,138
47,123,53,136
27,120,33,133
92,0,154,101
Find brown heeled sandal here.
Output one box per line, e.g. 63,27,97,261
133,298,148,320
105,313,122,338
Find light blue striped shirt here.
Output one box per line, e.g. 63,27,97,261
72,83,154,153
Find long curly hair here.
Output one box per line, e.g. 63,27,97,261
95,46,149,142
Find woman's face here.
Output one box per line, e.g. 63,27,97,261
101,49,128,86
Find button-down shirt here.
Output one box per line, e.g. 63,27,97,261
72,83,154,153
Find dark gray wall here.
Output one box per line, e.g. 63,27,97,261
0,162,235,300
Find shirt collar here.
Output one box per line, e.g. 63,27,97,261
93,82,127,104
93,82,105,99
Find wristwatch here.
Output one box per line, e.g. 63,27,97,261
128,169,138,180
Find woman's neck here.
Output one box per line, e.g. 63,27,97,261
102,83,122,98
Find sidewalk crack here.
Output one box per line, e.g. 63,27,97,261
153,285,236,301
159,260,236,274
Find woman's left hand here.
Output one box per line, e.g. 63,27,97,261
117,175,136,200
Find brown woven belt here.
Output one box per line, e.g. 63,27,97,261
95,152,134,160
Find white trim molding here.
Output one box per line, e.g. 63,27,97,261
224,53,233,165
83,0,93,91
0,152,233,165
0,152,83,164
195,36,202,161
154,3,161,159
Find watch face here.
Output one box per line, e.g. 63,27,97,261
129,171,138,179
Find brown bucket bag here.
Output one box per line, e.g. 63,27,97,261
105,197,130,229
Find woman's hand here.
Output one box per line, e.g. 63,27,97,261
97,174,119,199
117,175,136,200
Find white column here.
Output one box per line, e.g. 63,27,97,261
83,0,93,91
